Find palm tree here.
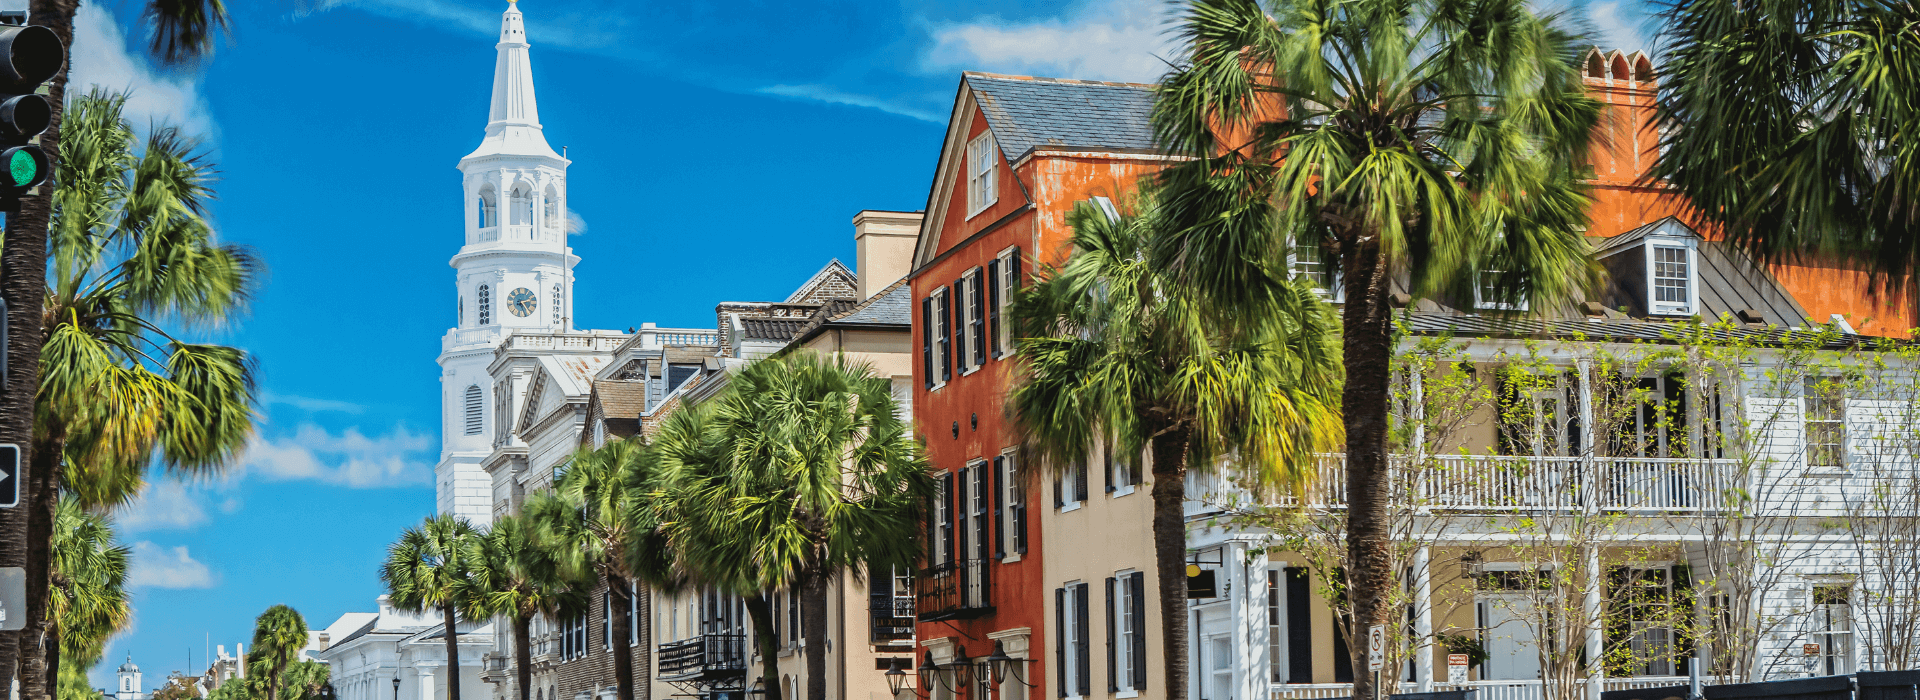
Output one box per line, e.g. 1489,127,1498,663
463,514,585,700
1149,0,1602,694
248,605,308,700
49,496,128,700
654,354,932,700
1,0,229,686
382,515,481,700
525,440,660,700
25,87,256,699
1652,0,1920,292
1010,192,1343,700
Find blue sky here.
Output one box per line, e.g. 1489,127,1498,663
59,0,1659,687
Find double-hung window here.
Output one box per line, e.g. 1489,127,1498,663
932,473,953,566
1291,237,1340,300
1646,241,1696,316
1105,442,1140,497
1806,377,1847,470
991,248,1022,357
1055,458,1089,511
1056,582,1090,698
1108,572,1146,694
968,132,998,217
960,269,985,372
997,452,1027,557
1811,585,1853,675
923,288,952,389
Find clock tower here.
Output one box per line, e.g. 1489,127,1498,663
435,0,574,524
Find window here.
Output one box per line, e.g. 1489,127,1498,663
1056,583,1090,698
1811,585,1853,675
991,247,1022,357
961,269,986,370
932,473,953,566
551,283,563,325
1055,457,1089,511
1105,442,1139,496
924,288,952,387
1474,271,1527,311
1109,572,1146,693
558,612,586,661
967,132,998,216
1648,244,1694,315
510,186,533,226
870,565,914,645
478,285,492,325
544,186,561,231
1806,377,1847,469
478,188,497,228
964,462,991,607
463,385,484,436
1292,237,1336,297
785,588,800,648
998,453,1027,556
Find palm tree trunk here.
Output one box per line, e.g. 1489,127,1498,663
0,0,74,683
606,573,634,700
1149,424,1192,700
21,430,61,700
1339,236,1396,700
443,604,463,700
800,572,828,700
743,594,782,700
513,614,533,700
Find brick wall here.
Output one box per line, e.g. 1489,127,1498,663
551,582,652,700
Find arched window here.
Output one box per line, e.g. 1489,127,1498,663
511,186,533,226
464,385,484,435
1586,52,1605,79
478,187,497,228
551,283,563,325
478,285,492,325
544,186,561,232
1610,54,1630,82
1633,56,1655,83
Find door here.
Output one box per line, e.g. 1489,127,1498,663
1480,596,1541,681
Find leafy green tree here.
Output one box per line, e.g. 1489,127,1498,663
1148,0,1602,695
526,441,661,700
249,605,308,700
1653,0,1920,292
149,673,204,700
653,353,933,700
1011,193,1343,700
26,87,256,699
381,516,480,700
463,514,585,700
275,661,330,700
49,497,129,700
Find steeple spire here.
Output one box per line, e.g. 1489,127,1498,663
463,1,561,161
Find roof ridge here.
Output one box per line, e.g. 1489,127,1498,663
963,70,1158,90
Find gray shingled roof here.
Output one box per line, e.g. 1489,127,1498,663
833,280,911,326
1589,217,1811,326
964,73,1159,162
741,317,810,341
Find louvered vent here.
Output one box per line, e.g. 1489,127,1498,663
464,385,484,435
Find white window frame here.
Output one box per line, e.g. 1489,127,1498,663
1062,581,1087,700
1473,271,1529,312
1060,459,1086,513
1288,236,1343,301
967,132,999,218
1804,376,1848,472
930,287,950,390
1113,570,1140,696
1001,449,1022,562
1645,238,1698,316
961,268,983,374
995,247,1018,355
1108,443,1136,498
1809,583,1854,676
933,476,951,564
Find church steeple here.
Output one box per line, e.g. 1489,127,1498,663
463,1,561,161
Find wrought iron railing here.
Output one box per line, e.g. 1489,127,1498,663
916,559,992,622
655,634,747,680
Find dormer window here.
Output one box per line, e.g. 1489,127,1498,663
1647,240,1696,316
966,132,998,217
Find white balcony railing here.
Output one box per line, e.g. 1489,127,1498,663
1265,454,1741,513
1272,676,1724,700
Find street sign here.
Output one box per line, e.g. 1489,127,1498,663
1447,653,1470,684
0,567,21,630
1804,643,1822,656
1367,624,1386,672
0,443,17,508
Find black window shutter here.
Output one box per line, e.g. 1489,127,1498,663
1074,458,1089,502
970,271,986,365
1104,444,1115,493
951,280,965,371
987,259,1001,357
1057,587,1069,698
1074,584,1091,696
1106,577,1118,692
1129,572,1147,690
937,293,952,382
993,456,1006,559
922,297,934,389
1286,567,1312,683
1012,247,1023,290
1053,465,1063,509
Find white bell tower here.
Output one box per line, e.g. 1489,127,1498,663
436,0,575,525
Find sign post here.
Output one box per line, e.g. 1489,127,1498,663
1447,654,1469,685
1368,624,1386,700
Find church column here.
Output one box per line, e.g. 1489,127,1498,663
419,665,438,700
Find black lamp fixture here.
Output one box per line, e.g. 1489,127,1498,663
984,641,1037,688
947,647,973,689
392,677,401,700
916,651,941,695
885,658,911,696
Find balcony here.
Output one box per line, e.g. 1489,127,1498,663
917,559,992,622
480,653,509,683
1262,454,1741,513
1272,677,1726,700
870,593,915,646
655,634,747,682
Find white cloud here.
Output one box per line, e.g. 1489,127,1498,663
1587,1,1650,53
128,542,216,589
68,3,215,136
117,480,210,532
923,0,1176,84
757,85,942,123
240,423,433,488
261,390,365,415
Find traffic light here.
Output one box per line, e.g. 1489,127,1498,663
0,20,60,211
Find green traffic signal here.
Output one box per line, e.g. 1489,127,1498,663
0,146,45,190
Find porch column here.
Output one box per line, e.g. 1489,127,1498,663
1585,546,1603,700
419,665,437,700
1414,545,1434,692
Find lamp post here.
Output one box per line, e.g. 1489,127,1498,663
392,677,401,700
983,641,1037,695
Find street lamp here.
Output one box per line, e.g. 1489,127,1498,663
392,677,401,700
885,658,910,697
983,641,1036,689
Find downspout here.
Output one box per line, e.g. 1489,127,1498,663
837,575,847,700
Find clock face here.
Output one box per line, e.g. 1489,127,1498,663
506,287,537,317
